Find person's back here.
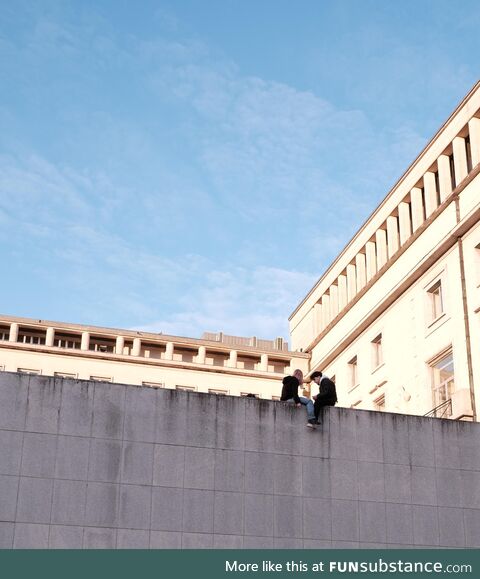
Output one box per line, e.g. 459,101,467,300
318,376,337,405
311,371,337,422
280,375,301,403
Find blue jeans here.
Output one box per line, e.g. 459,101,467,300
286,397,315,421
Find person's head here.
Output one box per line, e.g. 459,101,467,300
310,371,323,385
292,369,304,384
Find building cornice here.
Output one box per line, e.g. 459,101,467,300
289,80,480,322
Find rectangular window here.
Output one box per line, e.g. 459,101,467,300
18,368,41,375
350,399,362,408
208,388,228,395
374,394,385,411
371,334,383,369
54,372,77,379
348,356,358,390
427,280,444,322
431,352,454,414
241,392,259,398
271,395,280,401
90,375,113,382
0,329,9,341
19,333,46,345
175,385,196,392
142,381,165,389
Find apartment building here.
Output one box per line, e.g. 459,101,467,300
290,81,480,421
0,315,309,399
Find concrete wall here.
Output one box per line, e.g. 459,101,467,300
1,371,480,549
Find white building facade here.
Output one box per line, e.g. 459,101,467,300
0,315,309,400
290,81,480,421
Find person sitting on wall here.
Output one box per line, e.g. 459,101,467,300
311,371,337,423
280,369,317,428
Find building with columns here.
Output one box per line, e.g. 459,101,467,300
289,81,480,422
0,314,309,400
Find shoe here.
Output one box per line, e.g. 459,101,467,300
307,419,317,428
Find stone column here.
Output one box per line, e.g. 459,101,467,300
468,117,480,167
229,350,237,368
45,327,55,347
259,354,268,372
453,136,468,185
9,323,19,342
398,202,412,245
313,302,322,334
329,284,339,320
437,154,452,201
115,336,125,355
365,241,377,281
132,338,141,357
375,229,388,269
346,264,356,301
355,253,367,291
80,332,90,351
423,171,438,218
386,216,399,259
338,274,348,310
165,342,174,361
410,187,424,232
197,346,206,364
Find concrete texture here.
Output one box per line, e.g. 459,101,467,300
0,371,479,549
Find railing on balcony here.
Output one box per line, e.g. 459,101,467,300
424,398,452,419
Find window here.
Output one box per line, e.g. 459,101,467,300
19,332,46,345
241,392,259,398
371,334,383,369
350,399,362,408
142,381,165,389
271,395,280,401
373,394,385,411
55,335,81,349
208,388,228,395
18,368,41,375
348,356,358,390
176,385,196,392
54,372,77,379
90,375,112,382
431,351,455,414
427,280,444,322
0,329,9,341
90,340,115,353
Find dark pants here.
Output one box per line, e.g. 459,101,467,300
314,399,335,420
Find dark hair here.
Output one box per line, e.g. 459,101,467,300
310,371,323,380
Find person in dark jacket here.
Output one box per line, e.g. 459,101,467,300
311,371,337,422
280,369,316,427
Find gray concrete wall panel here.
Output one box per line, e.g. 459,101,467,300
0,371,479,549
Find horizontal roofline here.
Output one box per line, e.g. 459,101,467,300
0,313,308,358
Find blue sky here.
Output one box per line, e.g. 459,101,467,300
0,0,478,341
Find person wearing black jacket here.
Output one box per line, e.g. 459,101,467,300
311,370,337,422
280,369,316,427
